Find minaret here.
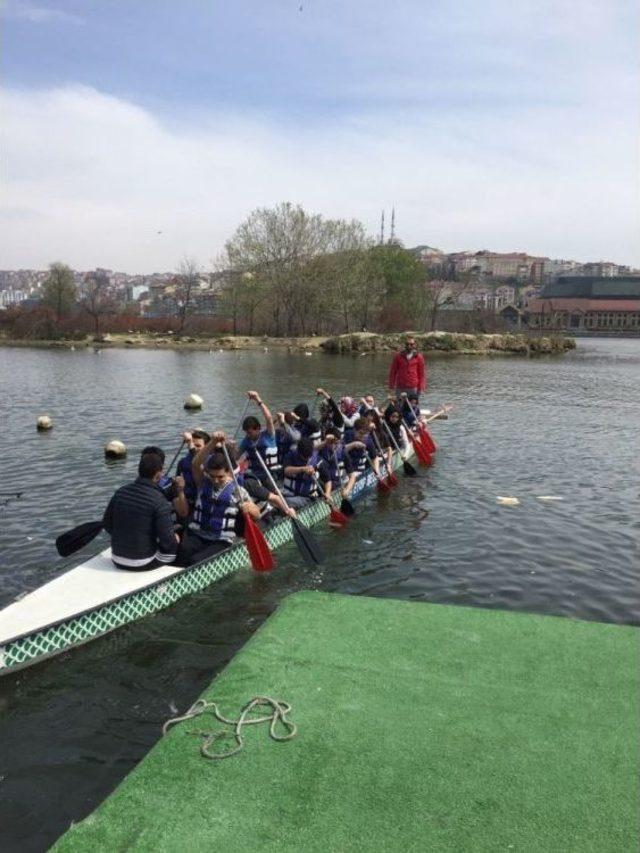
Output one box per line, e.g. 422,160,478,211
379,210,385,245
390,207,396,243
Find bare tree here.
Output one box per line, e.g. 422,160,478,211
174,257,201,335
81,270,113,337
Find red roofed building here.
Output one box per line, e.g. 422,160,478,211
526,277,640,332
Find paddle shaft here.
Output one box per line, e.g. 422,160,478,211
232,398,251,441
381,419,406,458
165,439,186,476
251,447,294,512
370,429,393,480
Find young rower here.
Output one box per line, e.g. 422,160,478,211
292,403,322,446
358,394,379,418
275,411,301,465
399,392,421,430
338,396,360,442
282,437,321,509
177,450,260,568
176,429,211,509
238,390,280,483
315,388,345,437
383,404,409,453
345,417,378,476
175,430,295,522
317,429,357,502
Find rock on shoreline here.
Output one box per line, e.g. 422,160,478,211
320,331,576,356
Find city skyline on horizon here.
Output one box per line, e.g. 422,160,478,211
1,0,638,273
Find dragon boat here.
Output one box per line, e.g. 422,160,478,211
0,449,415,677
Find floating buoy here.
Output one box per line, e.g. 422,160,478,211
105,439,127,459
496,496,520,506
536,496,564,502
184,393,203,410
304,352,313,357
36,415,53,431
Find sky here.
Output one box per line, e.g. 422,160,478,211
1,0,639,273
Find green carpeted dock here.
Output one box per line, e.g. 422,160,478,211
56,593,638,852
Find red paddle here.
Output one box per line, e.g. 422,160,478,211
404,423,433,466
242,512,276,572
222,444,275,573
418,423,437,454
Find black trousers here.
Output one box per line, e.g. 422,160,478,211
177,530,230,567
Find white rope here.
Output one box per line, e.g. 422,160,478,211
162,696,297,759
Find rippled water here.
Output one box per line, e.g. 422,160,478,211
0,339,638,850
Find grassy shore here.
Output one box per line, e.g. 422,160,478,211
0,330,576,355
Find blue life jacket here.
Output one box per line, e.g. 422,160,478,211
283,450,319,497
276,426,300,465
191,480,239,542
240,430,280,479
177,451,197,504
347,442,368,473
318,444,349,487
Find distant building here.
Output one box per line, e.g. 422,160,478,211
0,289,27,308
526,276,640,332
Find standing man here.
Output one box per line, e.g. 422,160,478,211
388,335,426,399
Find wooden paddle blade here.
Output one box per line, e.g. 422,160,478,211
292,517,324,566
243,513,275,572
55,520,103,557
419,425,437,453
329,506,349,526
339,497,355,517
402,459,417,476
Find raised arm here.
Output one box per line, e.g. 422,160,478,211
248,390,275,436
192,430,226,488
317,388,344,428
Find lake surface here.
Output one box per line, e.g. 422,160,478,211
0,339,638,850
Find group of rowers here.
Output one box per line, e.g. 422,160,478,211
102,386,427,572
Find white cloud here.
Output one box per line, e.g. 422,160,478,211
1,84,638,272
3,1,83,25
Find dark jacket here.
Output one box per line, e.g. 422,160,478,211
103,477,177,567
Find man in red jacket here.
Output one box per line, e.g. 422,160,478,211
388,336,427,399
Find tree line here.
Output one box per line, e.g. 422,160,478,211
2,202,509,340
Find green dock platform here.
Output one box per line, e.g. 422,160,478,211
56,593,638,852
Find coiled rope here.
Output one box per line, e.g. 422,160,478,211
162,696,297,760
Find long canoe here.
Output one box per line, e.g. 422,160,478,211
0,449,414,677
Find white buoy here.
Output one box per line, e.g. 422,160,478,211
184,393,203,410
496,496,520,506
105,439,127,459
36,415,53,431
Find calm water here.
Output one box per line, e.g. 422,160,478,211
0,340,638,850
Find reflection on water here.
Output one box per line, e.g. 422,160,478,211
0,339,639,850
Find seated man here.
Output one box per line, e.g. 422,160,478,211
177,451,261,568
292,402,322,446
238,390,280,483
176,429,211,509
282,437,321,509
103,452,178,571
317,429,357,501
